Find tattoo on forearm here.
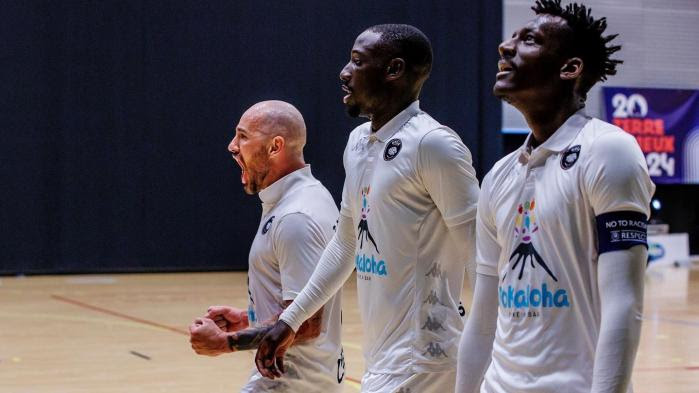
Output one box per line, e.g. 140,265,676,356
227,326,271,351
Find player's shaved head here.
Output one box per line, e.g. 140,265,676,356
240,100,306,157
229,100,308,194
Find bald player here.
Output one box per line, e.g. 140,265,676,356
189,101,344,393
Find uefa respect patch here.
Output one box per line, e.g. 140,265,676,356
596,211,648,253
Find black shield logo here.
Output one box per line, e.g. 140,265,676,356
561,145,581,170
261,216,275,235
384,138,402,161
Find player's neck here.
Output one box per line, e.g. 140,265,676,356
370,95,417,132
522,96,583,146
260,160,306,190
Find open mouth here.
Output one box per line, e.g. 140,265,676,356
341,84,352,103
232,155,249,186
497,61,514,77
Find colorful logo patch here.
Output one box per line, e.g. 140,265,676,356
506,199,558,282
357,186,379,253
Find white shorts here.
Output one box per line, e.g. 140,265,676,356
240,367,343,393
360,370,456,393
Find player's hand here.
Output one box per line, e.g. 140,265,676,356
205,305,249,332
189,317,229,356
255,320,295,379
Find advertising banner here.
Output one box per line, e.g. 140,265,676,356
603,87,699,184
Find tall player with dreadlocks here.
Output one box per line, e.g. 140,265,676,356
457,1,654,392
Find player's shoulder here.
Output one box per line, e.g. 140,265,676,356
277,182,338,226
347,121,372,142
581,118,644,162
411,111,468,151
482,149,521,190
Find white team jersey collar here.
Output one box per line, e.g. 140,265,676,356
258,165,315,206
371,100,421,142
520,109,590,160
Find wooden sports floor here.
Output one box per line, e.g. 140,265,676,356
1,267,698,393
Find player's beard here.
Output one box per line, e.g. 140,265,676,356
239,148,271,195
345,103,361,118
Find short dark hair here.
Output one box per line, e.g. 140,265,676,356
368,24,433,78
532,0,622,96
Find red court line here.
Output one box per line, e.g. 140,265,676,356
51,294,189,336
50,294,362,384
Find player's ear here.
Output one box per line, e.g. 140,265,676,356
560,57,583,81
268,136,285,157
385,58,406,81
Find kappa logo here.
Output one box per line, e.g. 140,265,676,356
384,138,402,160
423,342,448,358
561,145,581,170
421,315,447,332
261,216,275,235
425,262,444,279
423,290,447,306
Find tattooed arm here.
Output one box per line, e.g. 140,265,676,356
189,302,323,356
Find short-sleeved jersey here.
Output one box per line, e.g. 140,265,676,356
477,111,655,393
340,100,479,374
246,166,344,392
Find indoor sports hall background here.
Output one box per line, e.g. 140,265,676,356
1,1,698,392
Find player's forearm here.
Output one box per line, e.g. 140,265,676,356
456,273,499,393
228,302,325,351
280,214,356,332
292,307,323,343
591,247,646,393
226,324,273,352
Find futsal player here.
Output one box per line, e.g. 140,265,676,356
255,25,480,392
188,100,344,392
456,1,654,392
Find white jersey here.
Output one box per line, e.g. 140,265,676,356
340,101,479,374
477,111,654,393
244,166,344,393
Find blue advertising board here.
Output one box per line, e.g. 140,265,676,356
603,87,699,184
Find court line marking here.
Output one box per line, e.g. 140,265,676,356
51,294,189,335
50,294,362,388
642,316,699,328
636,366,699,372
0,311,170,333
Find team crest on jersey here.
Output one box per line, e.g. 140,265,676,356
383,138,402,161
261,216,275,235
505,199,558,282
560,145,581,170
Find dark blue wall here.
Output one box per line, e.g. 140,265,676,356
1,1,502,274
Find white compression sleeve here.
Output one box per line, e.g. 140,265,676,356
591,245,646,393
456,273,499,393
279,213,356,332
